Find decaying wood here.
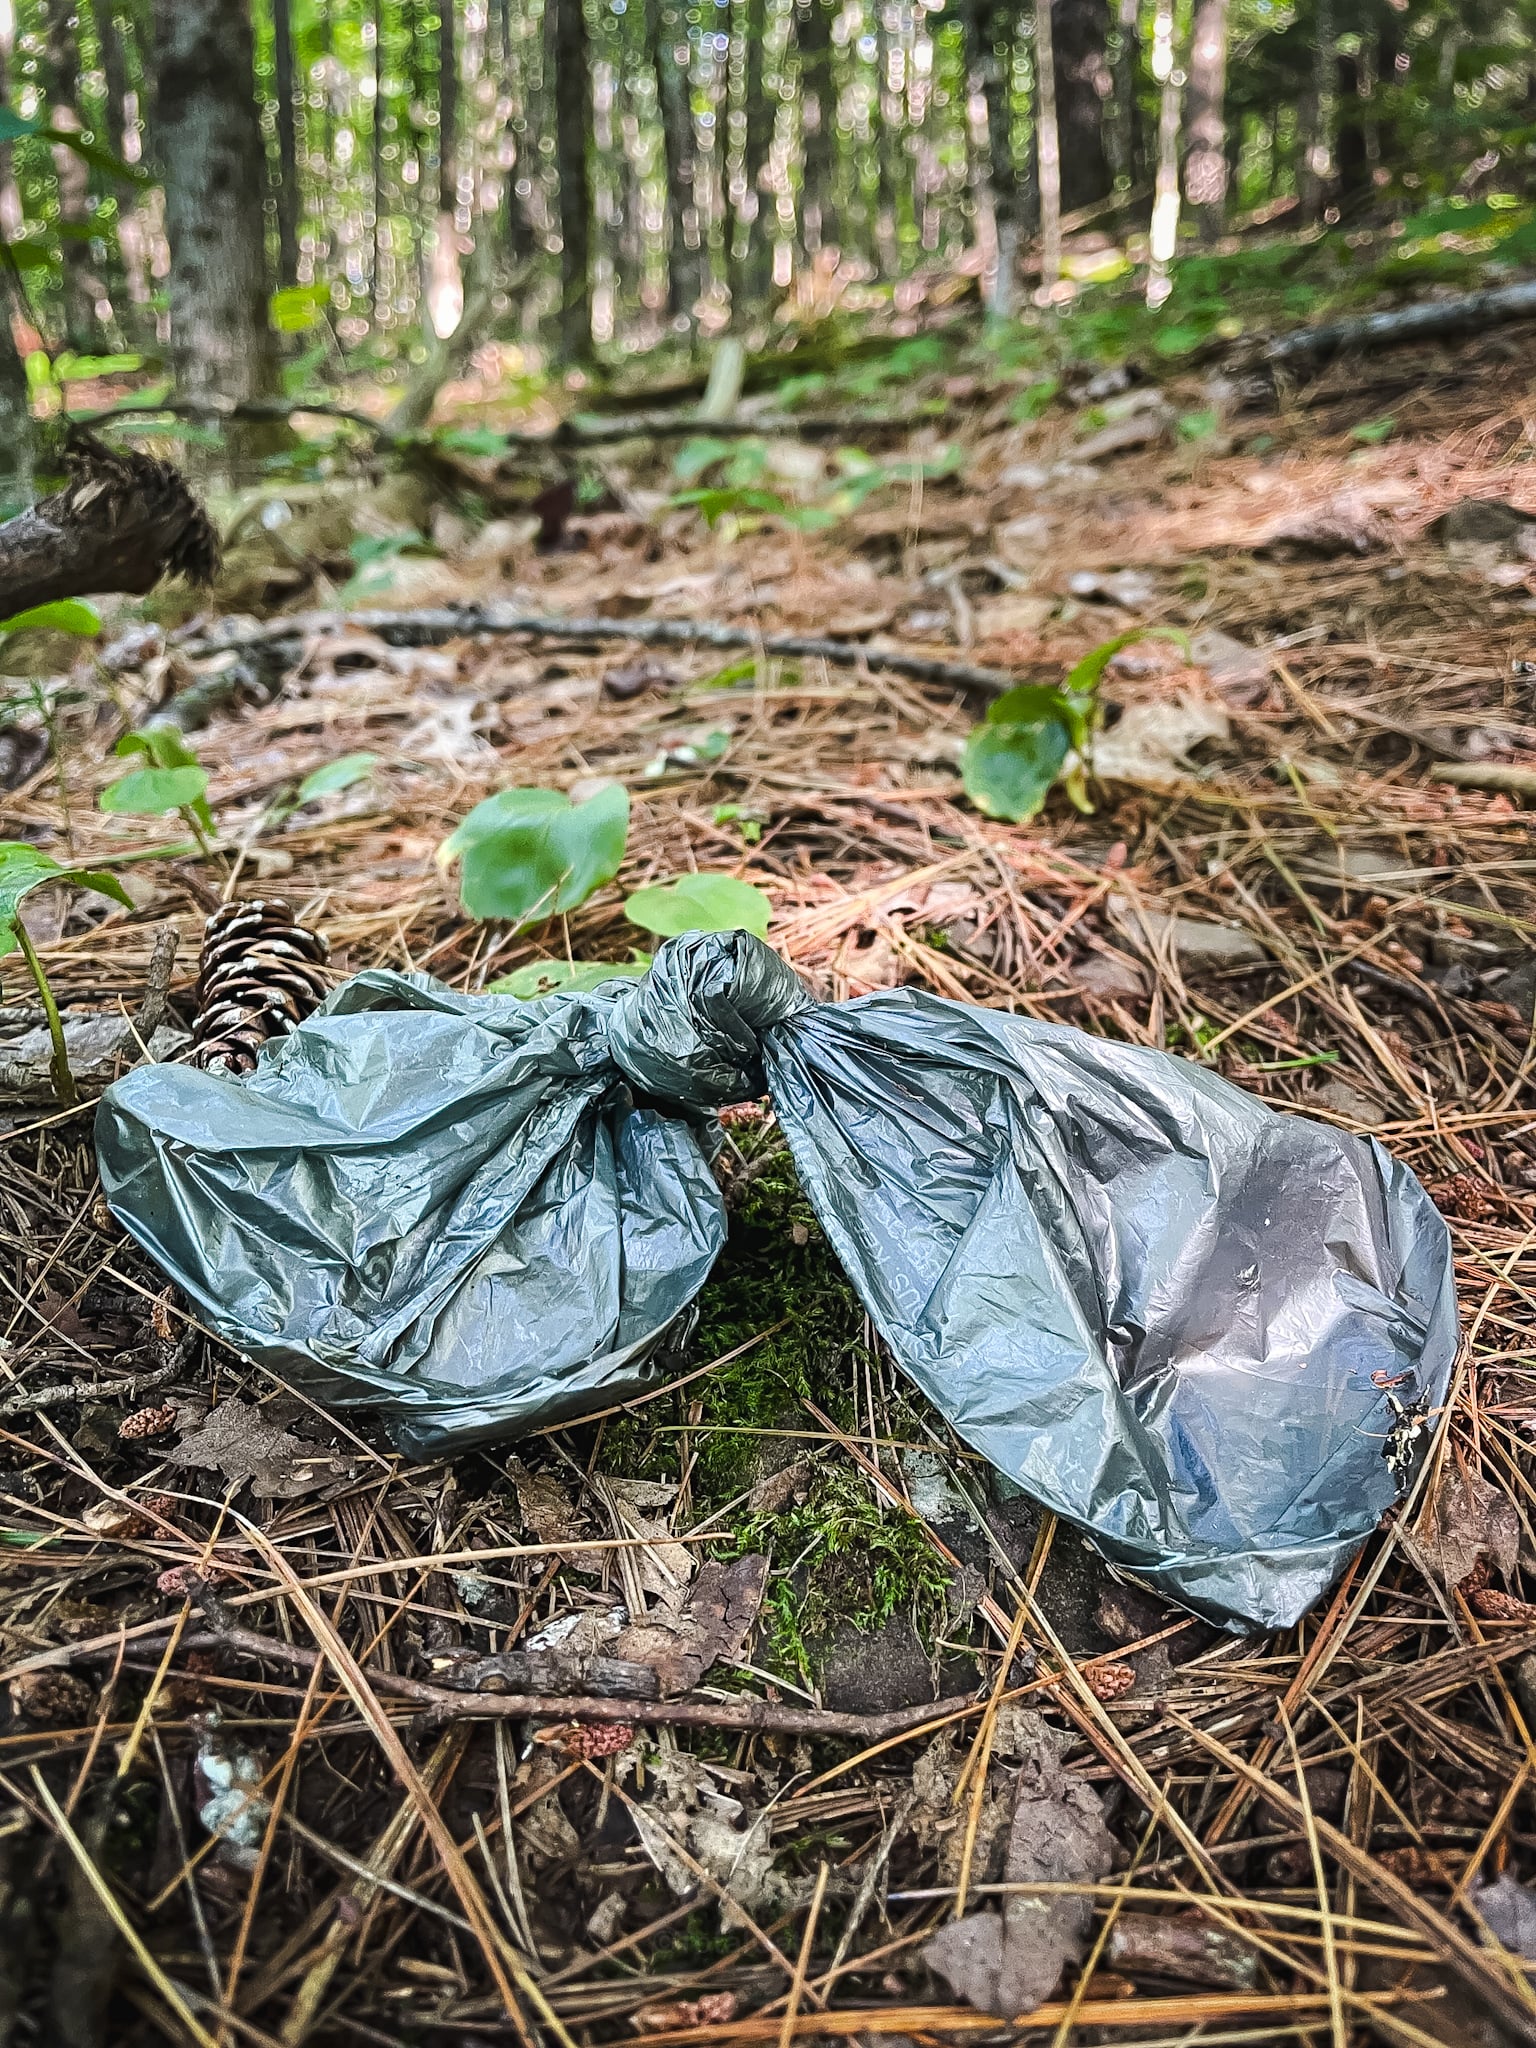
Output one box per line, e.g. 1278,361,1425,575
1262,277,1536,367
0,432,217,617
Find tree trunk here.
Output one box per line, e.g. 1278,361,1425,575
730,0,774,307
796,0,837,255
1304,0,1336,219
1184,0,1228,238
1036,0,1063,291
438,0,458,217
272,0,300,287
1108,0,1143,192
553,0,593,361
1052,0,1112,216
46,0,108,352
647,0,701,323
1146,0,1182,306
961,0,1019,315
152,0,278,411
1336,44,1369,207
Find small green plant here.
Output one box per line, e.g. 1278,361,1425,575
962,628,1190,824
296,752,380,804
0,844,130,1106
1349,417,1395,445
486,956,651,998
624,873,771,940
439,783,630,928
100,726,215,854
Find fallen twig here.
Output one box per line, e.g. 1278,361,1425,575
67,1614,977,1743
1262,278,1536,367
177,606,1018,697
0,1352,180,1420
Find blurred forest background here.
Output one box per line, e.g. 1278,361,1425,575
0,0,1533,486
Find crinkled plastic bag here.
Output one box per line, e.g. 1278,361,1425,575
97,930,1457,1629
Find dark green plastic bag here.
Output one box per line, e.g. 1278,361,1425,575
98,930,1456,1629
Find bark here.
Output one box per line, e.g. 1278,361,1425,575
1304,0,1336,219
45,0,108,352
152,0,278,410
961,0,1019,314
1108,0,1143,191
0,435,217,619
648,0,701,322
1184,0,1228,238
553,0,593,360
731,0,775,305
273,0,300,287
1146,0,1183,307
0,25,32,501
1035,0,1063,290
371,0,386,309
1053,0,1112,216
796,0,837,253
438,0,458,217
94,0,131,165
1336,45,1369,207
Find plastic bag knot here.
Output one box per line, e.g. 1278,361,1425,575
607,930,816,1107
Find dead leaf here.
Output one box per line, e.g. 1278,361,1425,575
1093,697,1229,789
746,1459,811,1515
922,1710,1115,2017
1418,1466,1520,1591
600,1476,695,1604
614,1555,769,1697
506,1456,587,1554
168,1400,355,1500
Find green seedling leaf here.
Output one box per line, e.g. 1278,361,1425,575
54,351,143,382
624,873,771,940
1350,417,1395,445
1178,408,1220,441
1064,627,1192,698
673,435,732,482
298,751,380,804
39,127,150,186
0,842,130,959
1010,375,1061,422
100,765,210,817
962,715,1074,823
436,425,510,456
439,783,631,927
487,956,651,999
0,599,99,637
104,725,213,829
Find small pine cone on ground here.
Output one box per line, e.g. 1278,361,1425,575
1086,1660,1136,1703
560,1720,635,1759
190,898,329,1076
119,1402,178,1440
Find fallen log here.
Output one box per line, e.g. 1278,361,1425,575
1263,277,1536,368
0,431,218,618
175,604,1018,700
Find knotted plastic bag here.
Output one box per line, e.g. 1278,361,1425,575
97,929,1457,1630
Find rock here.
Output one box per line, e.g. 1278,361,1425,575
1068,567,1157,607
1072,949,1147,1001
1190,627,1272,701
1093,696,1229,789
1311,1077,1387,1128
1075,401,1175,464
1433,498,1535,545
1109,895,1267,971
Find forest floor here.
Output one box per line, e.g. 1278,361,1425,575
4,316,1536,2047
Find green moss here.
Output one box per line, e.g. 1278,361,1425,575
740,1464,955,1685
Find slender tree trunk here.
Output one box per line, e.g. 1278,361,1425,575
1035,0,1062,291
554,0,593,360
151,0,277,410
1336,43,1369,206
732,0,774,306
272,0,300,287
1108,0,1144,193
430,0,462,335
0,18,31,502
46,0,108,351
1304,0,1336,219
962,0,1019,314
95,0,130,163
372,0,386,313
1146,0,1182,305
647,0,700,323
1184,0,1228,238
796,0,837,255
1052,0,1112,215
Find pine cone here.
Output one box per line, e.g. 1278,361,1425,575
190,898,329,1076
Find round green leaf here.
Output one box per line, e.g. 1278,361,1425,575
440,783,631,928
0,599,100,638
115,724,201,770
487,957,651,999
100,765,210,816
0,841,130,957
298,752,380,804
624,873,772,940
962,717,1072,823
